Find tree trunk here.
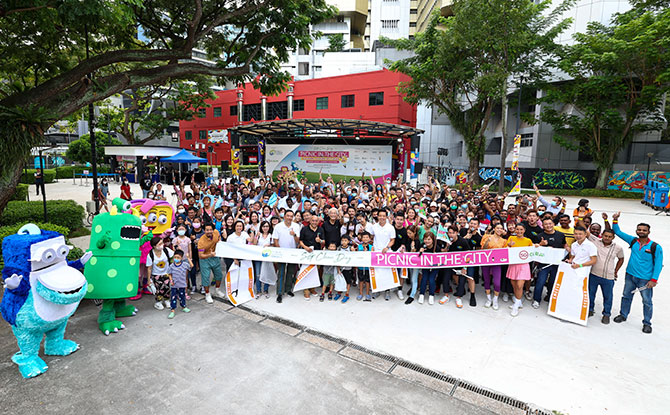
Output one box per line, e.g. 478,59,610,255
468,156,480,185
498,78,509,194
595,165,612,190
0,159,25,214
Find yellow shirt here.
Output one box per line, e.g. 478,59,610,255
554,225,575,246
507,235,533,248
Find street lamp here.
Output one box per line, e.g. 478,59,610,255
646,152,654,184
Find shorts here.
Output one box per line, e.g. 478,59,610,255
322,272,335,286
358,269,370,283
342,269,355,285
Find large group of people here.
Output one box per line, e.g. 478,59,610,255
120,170,662,334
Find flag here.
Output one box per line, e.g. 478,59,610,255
268,192,278,207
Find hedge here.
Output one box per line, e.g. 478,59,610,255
54,165,110,179
0,200,85,230
21,169,57,184
10,184,29,201
0,222,83,271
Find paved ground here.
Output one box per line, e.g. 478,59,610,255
14,180,670,414
0,295,493,415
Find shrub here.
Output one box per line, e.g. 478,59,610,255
10,184,29,201
0,200,85,230
54,165,111,179
20,169,57,184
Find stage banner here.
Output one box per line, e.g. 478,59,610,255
225,260,255,306
370,267,400,293
215,242,566,269
547,262,590,326
208,129,229,144
293,264,321,292
266,144,392,181
231,148,240,177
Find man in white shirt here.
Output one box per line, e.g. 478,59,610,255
369,209,396,300
272,210,301,303
567,226,598,273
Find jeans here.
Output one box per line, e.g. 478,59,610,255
142,189,149,198
619,273,654,326
254,260,269,293
437,268,452,294
188,260,198,289
277,263,297,296
453,267,476,297
409,268,420,298
534,265,558,303
419,268,438,295
588,273,614,316
482,266,502,293
170,287,186,310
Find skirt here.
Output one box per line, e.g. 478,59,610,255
506,263,531,281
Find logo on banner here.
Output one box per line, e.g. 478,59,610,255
262,248,271,257
519,250,529,260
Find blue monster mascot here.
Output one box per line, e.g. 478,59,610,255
1,224,90,379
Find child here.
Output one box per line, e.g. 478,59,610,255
146,236,174,310
167,250,193,319
320,242,338,301
213,208,225,232
336,235,354,303
172,224,194,298
357,232,372,301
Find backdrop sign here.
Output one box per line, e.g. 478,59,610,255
208,129,229,144
215,242,566,269
547,263,590,326
266,144,392,179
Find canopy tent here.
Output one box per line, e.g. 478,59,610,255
161,149,208,163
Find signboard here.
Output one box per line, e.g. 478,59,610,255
208,129,229,144
266,144,392,180
547,262,590,326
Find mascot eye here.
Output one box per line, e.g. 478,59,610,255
158,214,168,224
140,215,147,224
147,213,157,222
41,248,56,263
57,245,70,258
123,201,132,211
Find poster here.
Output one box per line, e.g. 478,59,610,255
370,267,400,293
231,148,240,177
293,264,321,292
266,144,392,181
208,129,229,143
547,262,590,326
225,260,254,306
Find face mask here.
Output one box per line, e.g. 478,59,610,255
461,204,468,210
550,201,557,207
193,223,201,229
343,217,349,223
148,194,154,199
174,258,182,264
178,229,186,236
451,205,457,210
178,208,185,214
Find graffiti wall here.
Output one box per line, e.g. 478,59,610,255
608,170,670,193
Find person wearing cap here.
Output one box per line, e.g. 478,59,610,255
573,199,592,227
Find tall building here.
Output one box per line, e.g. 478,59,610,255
415,0,453,33
368,0,411,47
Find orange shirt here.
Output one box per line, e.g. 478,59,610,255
197,230,220,259
481,234,507,249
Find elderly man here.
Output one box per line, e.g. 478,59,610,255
272,210,301,303
321,207,342,248
369,209,396,300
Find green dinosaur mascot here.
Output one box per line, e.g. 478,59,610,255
84,198,152,335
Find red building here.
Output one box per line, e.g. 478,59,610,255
179,69,417,167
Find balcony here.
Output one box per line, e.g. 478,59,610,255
329,0,368,34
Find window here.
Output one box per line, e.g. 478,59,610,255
369,92,384,106
298,47,309,55
341,94,355,108
184,131,192,140
198,130,207,140
230,105,238,116
410,22,417,27
457,141,463,157
337,16,344,23
267,101,288,120
243,103,262,121
520,133,533,147
485,137,501,154
381,20,399,29
299,62,309,76
316,97,328,110
294,99,305,111
213,107,222,117
197,108,206,118
410,8,417,14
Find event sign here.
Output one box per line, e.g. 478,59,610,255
215,242,566,269
293,264,321,292
225,260,254,306
266,144,392,179
370,267,400,293
547,263,590,326
208,129,229,143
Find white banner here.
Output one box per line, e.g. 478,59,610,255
215,242,566,269
225,260,254,306
370,267,400,293
547,262,590,326
293,264,321,292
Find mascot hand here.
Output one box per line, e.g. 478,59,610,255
80,251,93,264
161,228,173,238
4,273,23,290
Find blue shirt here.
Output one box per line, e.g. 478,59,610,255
357,244,371,271
613,223,663,281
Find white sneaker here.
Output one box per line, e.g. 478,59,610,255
484,299,492,308
511,306,520,317
418,294,425,304
428,295,434,305
492,297,499,310
154,301,164,310
163,300,171,309
205,293,213,304
455,298,463,308
502,293,509,302
439,295,450,305
397,289,405,300
524,291,533,301
532,300,540,309
215,288,225,298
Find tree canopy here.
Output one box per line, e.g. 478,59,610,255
65,132,122,164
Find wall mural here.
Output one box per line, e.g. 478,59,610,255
532,169,587,190
608,170,670,193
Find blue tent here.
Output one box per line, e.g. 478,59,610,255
161,149,208,163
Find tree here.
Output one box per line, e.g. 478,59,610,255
326,33,346,52
66,132,122,164
0,0,336,212
539,3,670,188
98,76,216,145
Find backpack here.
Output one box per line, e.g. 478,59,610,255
149,247,172,265
629,239,659,268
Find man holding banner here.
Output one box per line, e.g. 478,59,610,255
272,210,301,303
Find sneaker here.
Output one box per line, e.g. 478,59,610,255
304,296,310,301
524,291,533,301
588,310,595,317
168,311,175,319
357,295,363,301
255,294,261,300
511,306,519,317
319,294,325,302
601,315,610,324
532,301,540,309
508,302,523,310
205,293,213,304
333,294,341,301
364,295,372,302
397,289,404,300
163,300,171,309
492,297,499,311
154,301,164,310
182,308,191,313
642,324,652,334
502,293,509,302
404,297,414,305
428,295,434,305
265,292,270,299
455,298,463,308
418,294,424,304
215,289,225,298
342,296,349,303
328,293,333,301
200,286,206,295
385,291,391,301
287,292,295,297
277,295,283,303
469,295,476,307
439,295,450,305
485,299,492,308
613,315,626,323
190,286,197,294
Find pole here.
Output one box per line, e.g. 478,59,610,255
646,152,653,183
85,24,100,213
39,149,47,222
